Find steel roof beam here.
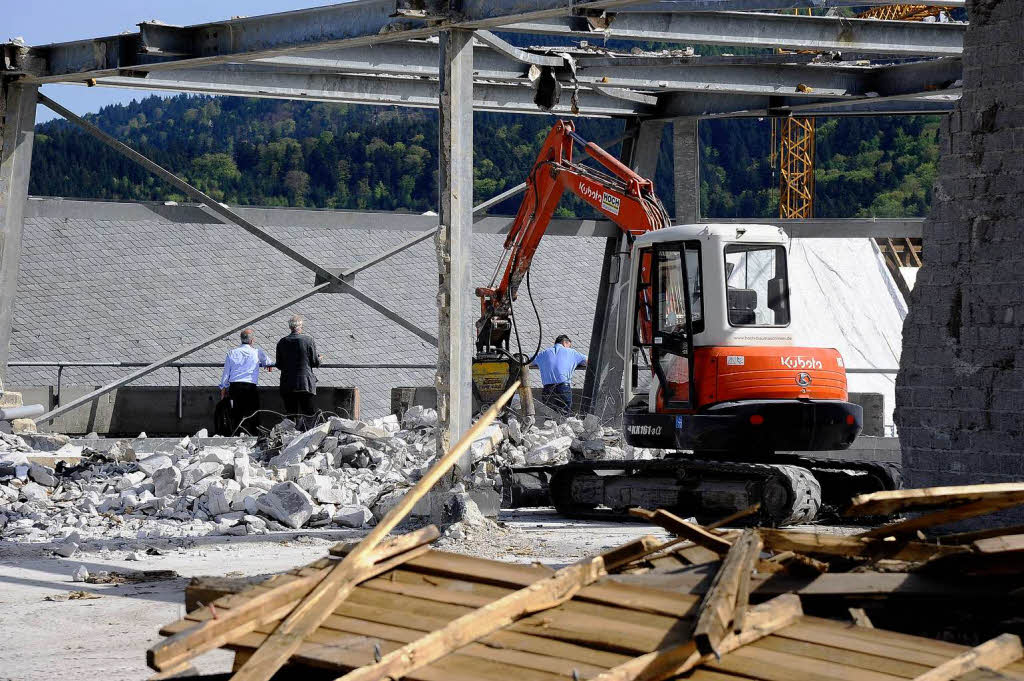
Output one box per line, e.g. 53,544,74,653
658,91,957,117
6,0,963,83
91,70,648,117
500,11,964,57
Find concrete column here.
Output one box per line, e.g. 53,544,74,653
0,82,38,386
434,29,474,464
673,117,700,223
583,120,665,426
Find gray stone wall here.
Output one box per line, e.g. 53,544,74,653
896,0,1024,518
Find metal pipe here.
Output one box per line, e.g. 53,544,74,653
177,366,183,420
56,365,64,406
1,404,45,420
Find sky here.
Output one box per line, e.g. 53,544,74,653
6,1,341,123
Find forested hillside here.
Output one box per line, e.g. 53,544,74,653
30,93,940,219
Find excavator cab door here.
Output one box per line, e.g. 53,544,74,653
632,241,700,412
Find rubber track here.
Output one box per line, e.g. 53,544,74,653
545,459,822,527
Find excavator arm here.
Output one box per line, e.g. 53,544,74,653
475,120,671,354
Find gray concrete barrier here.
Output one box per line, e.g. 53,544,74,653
10,385,359,437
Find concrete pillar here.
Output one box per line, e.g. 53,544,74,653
673,117,700,223
0,82,38,386
583,120,665,425
434,29,474,466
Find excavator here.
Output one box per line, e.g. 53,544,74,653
474,120,901,525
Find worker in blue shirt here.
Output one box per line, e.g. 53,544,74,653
532,334,588,416
219,328,274,434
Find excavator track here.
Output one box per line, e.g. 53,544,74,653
533,459,822,527
510,455,900,526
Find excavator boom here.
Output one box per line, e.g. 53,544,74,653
475,120,670,353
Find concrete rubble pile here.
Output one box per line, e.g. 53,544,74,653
0,407,656,545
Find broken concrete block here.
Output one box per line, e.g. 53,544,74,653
506,417,523,444
53,541,79,558
402,405,438,429
181,461,223,488
526,436,573,465
256,481,314,529
271,422,331,468
286,463,312,482
205,485,236,517
28,463,57,487
72,565,89,582
333,504,373,528
153,466,182,498
20,481,49,503
330,417,389,440
468,487,501,518
137,454,172,478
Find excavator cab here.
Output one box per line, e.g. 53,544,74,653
623,224,863,455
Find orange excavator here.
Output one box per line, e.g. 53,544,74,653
476,120,901,525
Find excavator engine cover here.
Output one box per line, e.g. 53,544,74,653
623,399,863,453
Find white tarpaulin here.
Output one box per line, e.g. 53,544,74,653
787,238,909,433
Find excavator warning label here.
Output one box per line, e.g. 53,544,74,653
726,356,745,366
601,192,621,215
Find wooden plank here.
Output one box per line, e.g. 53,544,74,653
759,528,964,562
344,583,681,654
149,528,437,670
371,569,686,629
912,635,1023,681
938,525,1024,545
861,499,1024,539
631,508,734,554
337,555,607,681
849,608,874,628
708,642,909,681
402,550,701,618
753,636,929,678
228,381,521,681
602,535,664,572
777,621,966,666
973,534,1024,555
846,484,1024,517
694,529,762,656
587,594,801,681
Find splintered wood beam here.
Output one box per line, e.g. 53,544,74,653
148,526,439,672
227,382,521,681
694,529,763,656
846,483,1024,517
336,555,608,681
759,528,966,562
849,608,874,628
940,524,1024,544
602,535,665,572
859,496,1024,539
911,634,1023,681
630,508,734,555
587,594,802,681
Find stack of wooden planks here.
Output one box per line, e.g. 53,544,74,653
155,534,1024,681
147,425,1024,681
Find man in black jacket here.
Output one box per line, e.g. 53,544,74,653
276,314,322,428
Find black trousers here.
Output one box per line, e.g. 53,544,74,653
282,390,318,429
228,382,261,435
541,383,572,416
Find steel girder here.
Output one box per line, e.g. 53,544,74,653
500,11,963,57
85,53,960,118
3,0,964,84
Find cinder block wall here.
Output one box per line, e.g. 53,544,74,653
896,0,1024,519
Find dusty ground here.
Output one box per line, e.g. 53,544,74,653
0,509,674,681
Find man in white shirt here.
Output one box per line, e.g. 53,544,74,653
219,328,274,434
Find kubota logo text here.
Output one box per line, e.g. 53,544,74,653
579,181,621,215
780,356,823,370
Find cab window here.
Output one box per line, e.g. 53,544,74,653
724,244,790,327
